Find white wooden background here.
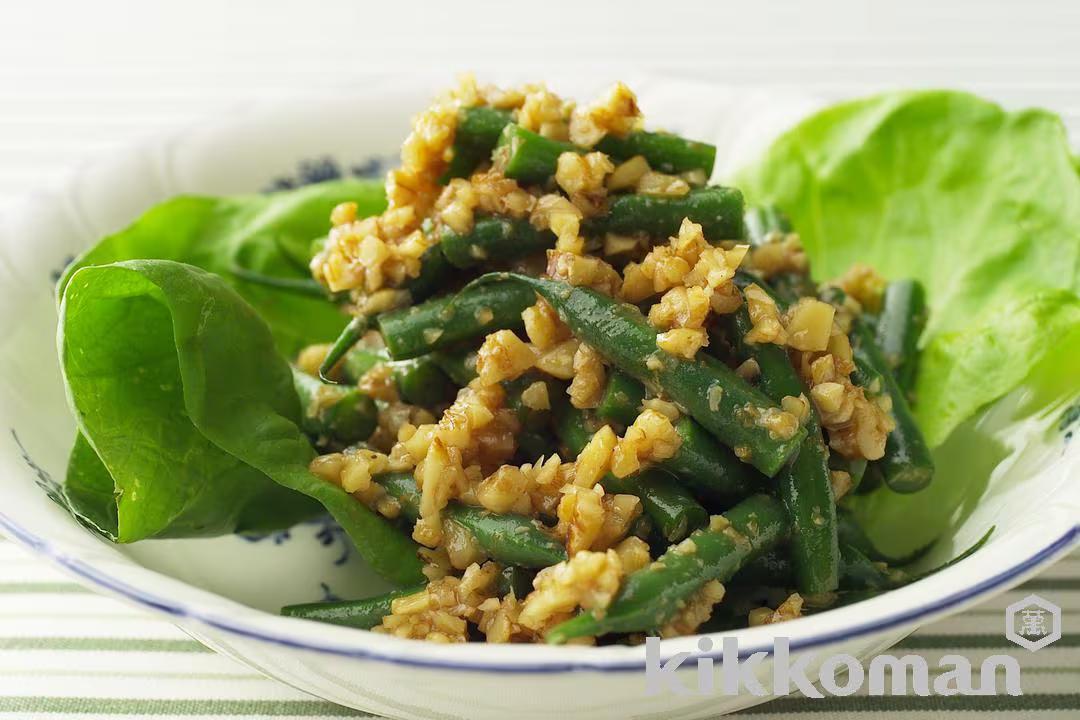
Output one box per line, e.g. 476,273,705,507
2,0,1079,210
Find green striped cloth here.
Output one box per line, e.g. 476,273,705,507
0,538,1076,718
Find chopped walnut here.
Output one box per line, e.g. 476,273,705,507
611,409,682,477
518,550,625,634
569,82,642,147
743,283,788,345
555,151,614,216
546,249,622,297
568,343,607,409
476,330,535,386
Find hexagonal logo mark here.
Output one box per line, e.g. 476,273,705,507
1005,594,1061,652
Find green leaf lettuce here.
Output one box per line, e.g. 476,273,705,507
736,90,1080,447
59,259,423,585
58,179,386,356
738,90,1080,554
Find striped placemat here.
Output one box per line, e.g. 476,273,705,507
0,537,1076,719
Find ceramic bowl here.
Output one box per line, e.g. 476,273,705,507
0,75,1077,719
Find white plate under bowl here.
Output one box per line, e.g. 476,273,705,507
0,75,1077,719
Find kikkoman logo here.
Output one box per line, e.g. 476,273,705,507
643,637,1023,697
1005,594,1062,652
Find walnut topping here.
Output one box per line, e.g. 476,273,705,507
518,550,625,635
743,283,787,345
569,82,642,147
555,151,614,216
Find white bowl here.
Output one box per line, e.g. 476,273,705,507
0,76,1077,719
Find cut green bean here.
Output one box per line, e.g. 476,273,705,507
732,549,793,587
341,348,457,407
440,218,554,269
377,277,536,359
552,402,708,542
495,125,577,185
497,566,536,599
662,416,761,503
730,300,839,594
229,265,330,298
317,245,452,380
404,244,454,302
591,186,745,241
596,370,646,426
478,274,805,475
743,204,792,246
875,279,927,398
442,107,514,182
855,462,884,495
605,468,709,543
504,374,556,431
851,318,935,493
281,584,426,629
318,315,370,382
291,367,377,446
546,494,789,642
599,371,761,501
595,131,716,177
430,347,479,386
830,455,868,493
376,472,567,568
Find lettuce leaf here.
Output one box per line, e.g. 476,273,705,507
737,90,1080,554
59,259,423,585
58,179,386,356
736,90,1080,447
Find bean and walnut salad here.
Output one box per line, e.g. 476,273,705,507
281,78,940,645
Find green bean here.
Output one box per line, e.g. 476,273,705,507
605,469,709,543
497,566,536,599
546,494,788,642
440,218,555,269
839,542,896,591
743,204,791,246
552,402,708,542
830,455,868,493
377,277,536,359
591,186,745,241
662,416,761,503
341,348,457,407
504,374,556,431
405,244,454,302
478,274,805,475
733,542,894,592
430,347,479,386
318,315,370,382
504,374,560,462
228,265,331,297
442,107,514,182
851,318,935,493
598,371,762,500
595,370,646,426
317,245,452,380
281,584,425,629
339,343,387,381
729,301,839,594
495,125,577,185
595,131,716,177
875,279,927,398
855,462,883,494
291,367,377,446
376,472,567,568
732,549,793,587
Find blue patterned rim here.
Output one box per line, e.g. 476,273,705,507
0,507,1075,673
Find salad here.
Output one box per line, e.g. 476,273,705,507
55,78,1080,645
